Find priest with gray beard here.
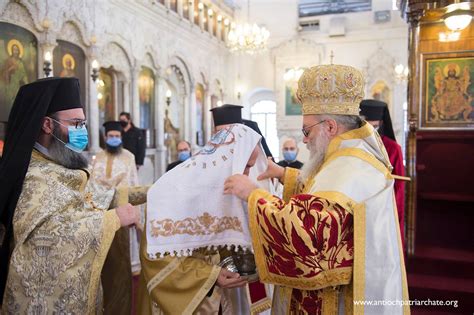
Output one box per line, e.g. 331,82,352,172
224,64,409,314
0,77,145,313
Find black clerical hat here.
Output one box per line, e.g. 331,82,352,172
360,99,396,141
360,99,386,121
210,104,243,126
45,77,83,114
103,121,123,133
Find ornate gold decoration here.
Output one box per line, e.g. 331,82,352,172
149,212,243,237
296,64,365,116
62,53,76,70
7,39,24,58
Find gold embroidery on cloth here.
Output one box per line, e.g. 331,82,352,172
283,167,300,202
321,286,339,315
297,64,365,116
149,212,243,237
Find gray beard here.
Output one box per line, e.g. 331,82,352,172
298,129,330,184
48,128,89,169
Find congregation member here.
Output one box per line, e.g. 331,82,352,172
165,140,192,172
277,137,304,169
119,112,146,170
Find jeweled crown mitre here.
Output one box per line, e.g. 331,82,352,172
296,64,365,116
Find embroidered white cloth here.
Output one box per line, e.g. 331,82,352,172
146,124,271,257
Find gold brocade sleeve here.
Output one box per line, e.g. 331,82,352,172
110,185,150,208
248,189,354,291
138,229,221,314
128,185,149,206
282,167,301,202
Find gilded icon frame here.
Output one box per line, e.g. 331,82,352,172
420,51,474,129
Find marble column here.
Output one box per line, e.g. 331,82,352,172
177,0,183,17
123,81,130,112
216,16,222,41
155,74,167,178
207,10,213,35
88,75,100,152
198,5,204,31
188,83,197,147
131,67,140,127
205,90,212,142
188,0,194,24
223,23,229,43
85,43,100,153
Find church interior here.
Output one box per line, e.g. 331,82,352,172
0,0,473,313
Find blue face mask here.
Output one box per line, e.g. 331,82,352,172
106,137,122,147
283,150,297,162
178,151,191,162
51,119,89,153
65,126,89,153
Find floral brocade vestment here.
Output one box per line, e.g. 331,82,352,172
247,122,410,314
2,150,120,314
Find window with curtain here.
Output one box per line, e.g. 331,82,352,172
250,100,279,160
298,0,371,17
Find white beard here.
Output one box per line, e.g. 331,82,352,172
298,128,330,184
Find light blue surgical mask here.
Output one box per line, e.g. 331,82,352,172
283,150,297,162
106,137,122,147
51,119,89,153
178,151,191,162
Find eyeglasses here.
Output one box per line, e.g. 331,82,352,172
301,120,326,137
49,117,87,129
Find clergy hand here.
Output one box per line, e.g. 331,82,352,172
116,203,140,227
216,268,247,288
224,174,258,201
257,158,285,183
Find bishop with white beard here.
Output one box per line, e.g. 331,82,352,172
224,64,409,315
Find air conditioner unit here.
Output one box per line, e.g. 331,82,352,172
329,17,345,37
298,16,320,32
374,10,391,23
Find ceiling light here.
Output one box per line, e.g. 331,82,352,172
444,10,472,31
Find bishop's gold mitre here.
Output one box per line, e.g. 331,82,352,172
296,64,365,116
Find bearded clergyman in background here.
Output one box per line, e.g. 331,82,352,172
90,120,143,314
0,77,146,313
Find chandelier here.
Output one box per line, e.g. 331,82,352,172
227,1,270,54
228,23,270,54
